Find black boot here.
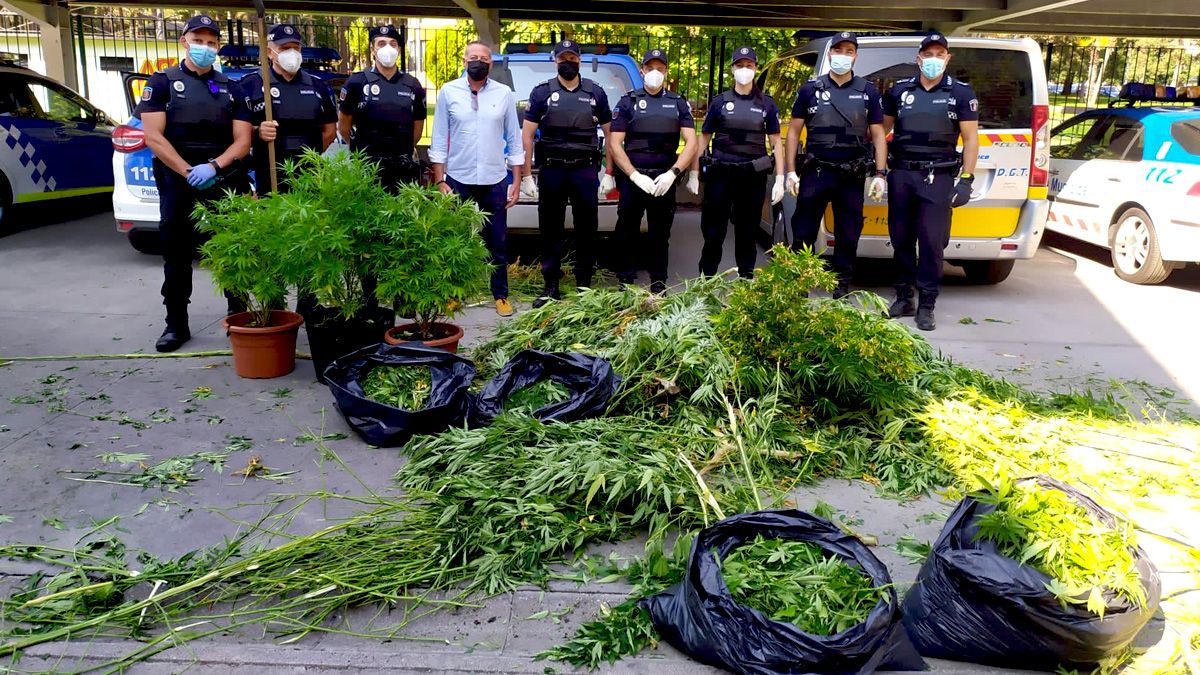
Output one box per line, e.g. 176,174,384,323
156,310,190,353
532,283,561,309
915,294,936,331
650,280,667,295
832,280,852,300
576,271,593,290
888,286,915,318
617,274,636,288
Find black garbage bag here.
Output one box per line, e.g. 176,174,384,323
641,510,926,674
902,476,1161,670
470,350,618,426
324,343,475,447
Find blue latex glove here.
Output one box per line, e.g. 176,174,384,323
187,163,217,188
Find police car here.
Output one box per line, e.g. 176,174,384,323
1048,102,1200,284
759,35,1051,284
111,46,345,253
0,58,115,228
494,44,643,232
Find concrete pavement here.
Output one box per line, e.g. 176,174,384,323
0,204,1195,673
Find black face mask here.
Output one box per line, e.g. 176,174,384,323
466,60,490,82
557,61,580,80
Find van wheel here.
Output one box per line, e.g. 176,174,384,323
960,260,1015,285
128,231,161,255
1109,207,1170,284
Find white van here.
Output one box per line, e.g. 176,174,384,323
759,35,1051,283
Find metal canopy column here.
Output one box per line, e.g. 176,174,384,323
2,0,79,88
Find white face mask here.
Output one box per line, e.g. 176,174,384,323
375,45,399,69
275,49,303,74
829,54,854,75
733,67,755,86
643,69,665,91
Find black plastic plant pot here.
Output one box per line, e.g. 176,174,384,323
301,305,396,383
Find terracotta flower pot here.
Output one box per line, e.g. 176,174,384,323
384,322,464,354
222,310,304,379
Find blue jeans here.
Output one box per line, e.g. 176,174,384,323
446,175,509,299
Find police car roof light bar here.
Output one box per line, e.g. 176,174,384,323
1113,81,1200,107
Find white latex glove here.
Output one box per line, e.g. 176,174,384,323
868,175,887,201
652,171,677,197
770,174,786,205
685,170,700,195
630,171,656,195
785,170,800,196
520,175,538,200
599,172,616,196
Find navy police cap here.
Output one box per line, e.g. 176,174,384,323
553,39,581,57
920,32,950,50
369,25,398,42
642,48,668,66
183,15,220,38
831,31,858,47
731,46,757,65
268,23,301,45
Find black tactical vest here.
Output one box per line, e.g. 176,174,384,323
623,88,683,164
890,77,961,160
805,75,870,156
163,65,234,163
248,70,326,158
350,68,418,158
711,90,768,160
537,78,601,160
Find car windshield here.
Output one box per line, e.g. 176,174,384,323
508,60,631,111
852,46,1035,129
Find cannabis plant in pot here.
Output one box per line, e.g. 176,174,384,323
274,150,400,380
196,192,303,379
374,183,491,353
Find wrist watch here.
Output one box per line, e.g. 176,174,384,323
670,167,681,176
207,158,220,172
959,171,975,182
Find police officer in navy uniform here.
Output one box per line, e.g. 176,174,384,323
338,25,427,190
785,32,888,298
138,15,251,352
520,39,614,307
882,33,980,331
695,46,786,279
608,48,700,294
238,23,337,195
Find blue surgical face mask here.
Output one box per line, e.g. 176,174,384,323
187,43,218,68
829,54,854,75
920,56,946,80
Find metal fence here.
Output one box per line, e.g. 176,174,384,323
1043,42,1200,128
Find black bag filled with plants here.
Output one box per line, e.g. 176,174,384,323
902,475,1161,669
641,510,926,674
470,349,618,426
324,343,476,446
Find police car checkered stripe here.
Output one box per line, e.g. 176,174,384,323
0,121,57,192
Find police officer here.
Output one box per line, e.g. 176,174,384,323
608,48,700,294
520,39,614,307
696,46,786,279
882,33,979,331
238,23,337,195
338,25,427,190
138,15,251,352
785,32,888,298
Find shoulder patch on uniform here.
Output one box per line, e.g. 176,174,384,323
339,88,347,100
173,80,185,92
141,85,153,101
969,99,978,111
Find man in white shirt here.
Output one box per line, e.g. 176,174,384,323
430,41,525,317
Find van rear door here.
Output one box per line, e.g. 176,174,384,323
854,44,1040,238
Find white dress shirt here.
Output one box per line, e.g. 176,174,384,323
428,75,525,186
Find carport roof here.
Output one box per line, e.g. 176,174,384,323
59,0,1200,37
